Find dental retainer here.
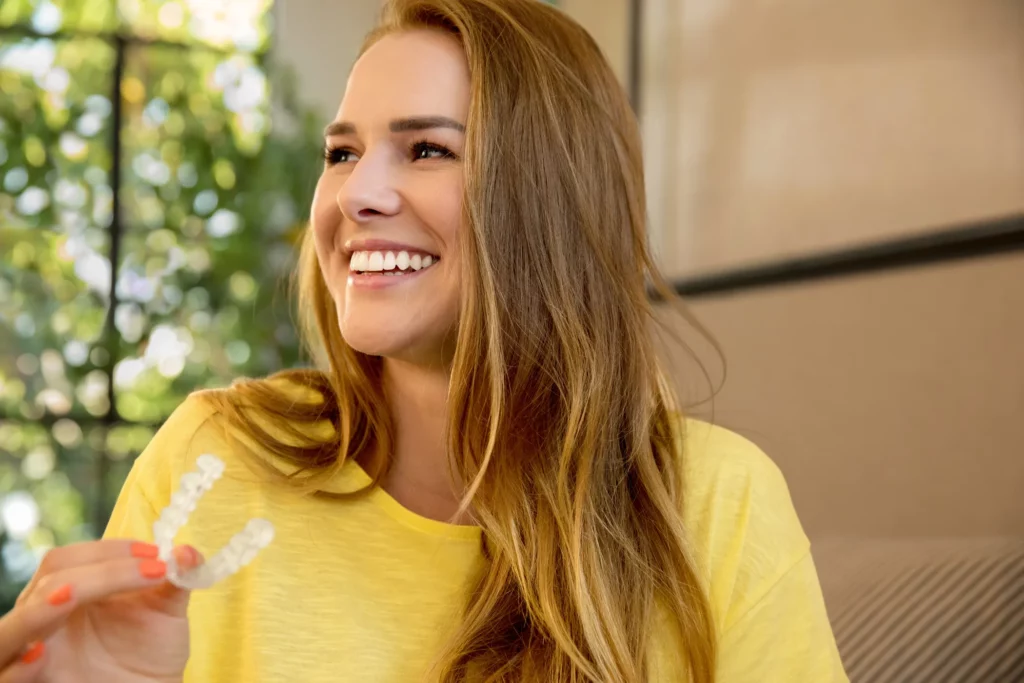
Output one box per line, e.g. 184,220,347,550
153,454,275,590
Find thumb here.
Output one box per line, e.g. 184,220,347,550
150,545,205,616
174,544,204,573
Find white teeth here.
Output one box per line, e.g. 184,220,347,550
349,250,438,274
351,251,368,271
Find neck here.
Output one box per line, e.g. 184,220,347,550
380,357,472,525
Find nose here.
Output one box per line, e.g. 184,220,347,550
336,148,401,223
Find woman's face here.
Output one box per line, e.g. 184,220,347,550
311,29,469,366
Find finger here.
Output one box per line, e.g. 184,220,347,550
175,544,204,573
148,546,205,615
0,581,76,667
30,555,172,611
0,642,46,683
1,551,179,664
17,540,161,607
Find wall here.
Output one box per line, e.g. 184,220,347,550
658,252,1024,538
639,0,1024,538
272,0,382,120
555,0,630,87
641,0,1024,276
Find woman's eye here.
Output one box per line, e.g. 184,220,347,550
411,141,457,161
323,146,358,166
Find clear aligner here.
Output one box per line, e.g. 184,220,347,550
153,454,275,590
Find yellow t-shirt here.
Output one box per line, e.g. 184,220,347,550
104,391,848,682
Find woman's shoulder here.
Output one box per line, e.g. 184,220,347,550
130,391,224,481
105,372,354,545
675,417,813,634
125,373,337,502
678,418,800,524
678,418,785,484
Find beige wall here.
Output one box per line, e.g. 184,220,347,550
272,0,382,120
637,0,1024,538
641,0,1024,277
659,251,1024,538
556,0,631,87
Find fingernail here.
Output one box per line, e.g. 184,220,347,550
131,542,160,559
47,583,73,606
21,641,45,664
139,559,167,579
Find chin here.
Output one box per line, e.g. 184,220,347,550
339,316,456,368
341,321,406,357
336,285,459,358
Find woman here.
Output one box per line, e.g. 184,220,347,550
1,0,847,680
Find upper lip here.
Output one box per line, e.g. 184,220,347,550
343,238,440,257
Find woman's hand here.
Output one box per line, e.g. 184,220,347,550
1,539,200,682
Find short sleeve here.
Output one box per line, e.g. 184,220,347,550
679,420,849,681
104,395,218,541
716,551,848,682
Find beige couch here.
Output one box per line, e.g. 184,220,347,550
813,537,1024,682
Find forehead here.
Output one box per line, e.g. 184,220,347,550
337,29,471,124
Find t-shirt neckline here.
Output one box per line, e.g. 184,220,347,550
345,460,483,541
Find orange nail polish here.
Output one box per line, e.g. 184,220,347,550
21,641,45,664
139,559,167,579
131,542,160,559
47,584,73,606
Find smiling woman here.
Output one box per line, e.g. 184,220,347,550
311,33,468,368
4,1,845,681
310,30,468,366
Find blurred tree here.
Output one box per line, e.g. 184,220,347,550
0,0,323,612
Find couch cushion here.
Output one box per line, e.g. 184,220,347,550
813,537,1024,683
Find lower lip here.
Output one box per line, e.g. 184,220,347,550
346,264,437,290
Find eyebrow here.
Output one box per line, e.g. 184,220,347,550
323,116,466,138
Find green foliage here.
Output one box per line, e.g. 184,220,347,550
0,0,271,51
0,1,324,612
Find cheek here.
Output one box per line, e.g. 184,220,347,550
310,175,342,250
409,173,463,245
309,176,346,299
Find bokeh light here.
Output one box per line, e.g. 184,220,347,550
0,0,320,611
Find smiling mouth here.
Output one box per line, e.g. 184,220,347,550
348,249,440,276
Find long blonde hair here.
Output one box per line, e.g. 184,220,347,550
204,0,717,680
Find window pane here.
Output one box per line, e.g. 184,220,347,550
0,36,115,422
101,421,153,514
0,418,97,611
115,44,311,423
121,45,272,228
0,0,118,34
119,0,273,52
0,418,154,611
0,1,271,51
